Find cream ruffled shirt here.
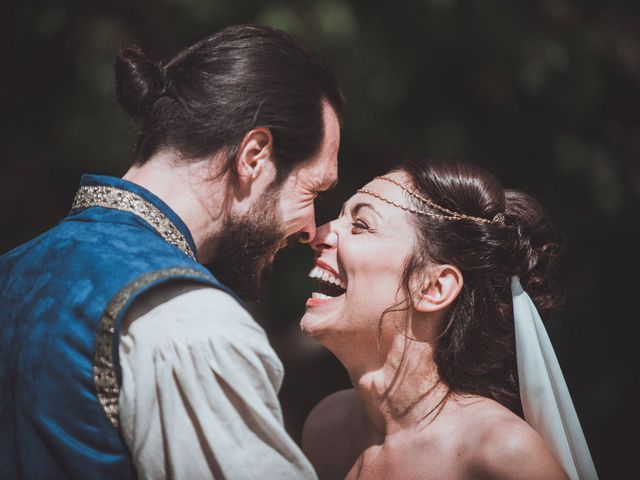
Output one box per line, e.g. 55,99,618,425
118,283,316,480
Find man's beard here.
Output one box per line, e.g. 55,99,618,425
206,189,285,301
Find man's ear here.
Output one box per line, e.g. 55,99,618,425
413,264,463,313
234,127,274,184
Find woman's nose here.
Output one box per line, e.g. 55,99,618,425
311,222,338,252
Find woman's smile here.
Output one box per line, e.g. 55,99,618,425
306,260,347,307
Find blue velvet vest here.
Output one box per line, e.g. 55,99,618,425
0,174,239,479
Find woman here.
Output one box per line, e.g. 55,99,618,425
301,157,597,480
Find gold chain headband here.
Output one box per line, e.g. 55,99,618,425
357,176,505,225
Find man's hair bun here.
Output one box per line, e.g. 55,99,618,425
115,45,166,122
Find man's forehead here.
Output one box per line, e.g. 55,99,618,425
298,103,340,189
319,103,340,188
321,158,339,189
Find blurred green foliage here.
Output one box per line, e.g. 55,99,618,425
1,0,638,477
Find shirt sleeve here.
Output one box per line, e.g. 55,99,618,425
118,283,317,480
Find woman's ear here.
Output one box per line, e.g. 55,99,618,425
413,264,463,313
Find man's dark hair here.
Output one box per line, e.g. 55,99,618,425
115,24,345,180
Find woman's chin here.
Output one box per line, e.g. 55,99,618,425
300,312,331,338
300,295,345,337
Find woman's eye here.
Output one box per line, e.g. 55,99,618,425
351,220,370,233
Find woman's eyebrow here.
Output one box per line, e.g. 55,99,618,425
343,202,383,219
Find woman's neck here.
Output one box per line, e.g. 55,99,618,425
341,333,449,439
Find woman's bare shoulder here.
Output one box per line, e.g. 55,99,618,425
303,388,360,448
302,389,363,479
459,398,569,480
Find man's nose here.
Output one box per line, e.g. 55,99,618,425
310,222,337,252
297,217,317,244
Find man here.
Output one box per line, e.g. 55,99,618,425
0,24,344,479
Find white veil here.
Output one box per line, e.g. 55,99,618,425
512,276,598,480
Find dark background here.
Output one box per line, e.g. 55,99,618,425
2,1,638,477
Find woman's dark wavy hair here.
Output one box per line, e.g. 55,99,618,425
115,24,345,181
398,157,564,416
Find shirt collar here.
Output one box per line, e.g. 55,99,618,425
74,174,198,259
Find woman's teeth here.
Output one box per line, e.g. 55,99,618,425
311,292,333,299
308,266,347,289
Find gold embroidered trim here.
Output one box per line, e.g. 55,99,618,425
72,185,196,259
362,176,505,225
357,188,462,221
94,267,214,429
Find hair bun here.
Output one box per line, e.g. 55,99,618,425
504,189,563,318
115,45,166,122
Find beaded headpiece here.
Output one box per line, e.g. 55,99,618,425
357,176,505,225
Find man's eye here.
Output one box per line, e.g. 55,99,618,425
351,220,370,233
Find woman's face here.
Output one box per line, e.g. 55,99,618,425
300,171,419,343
